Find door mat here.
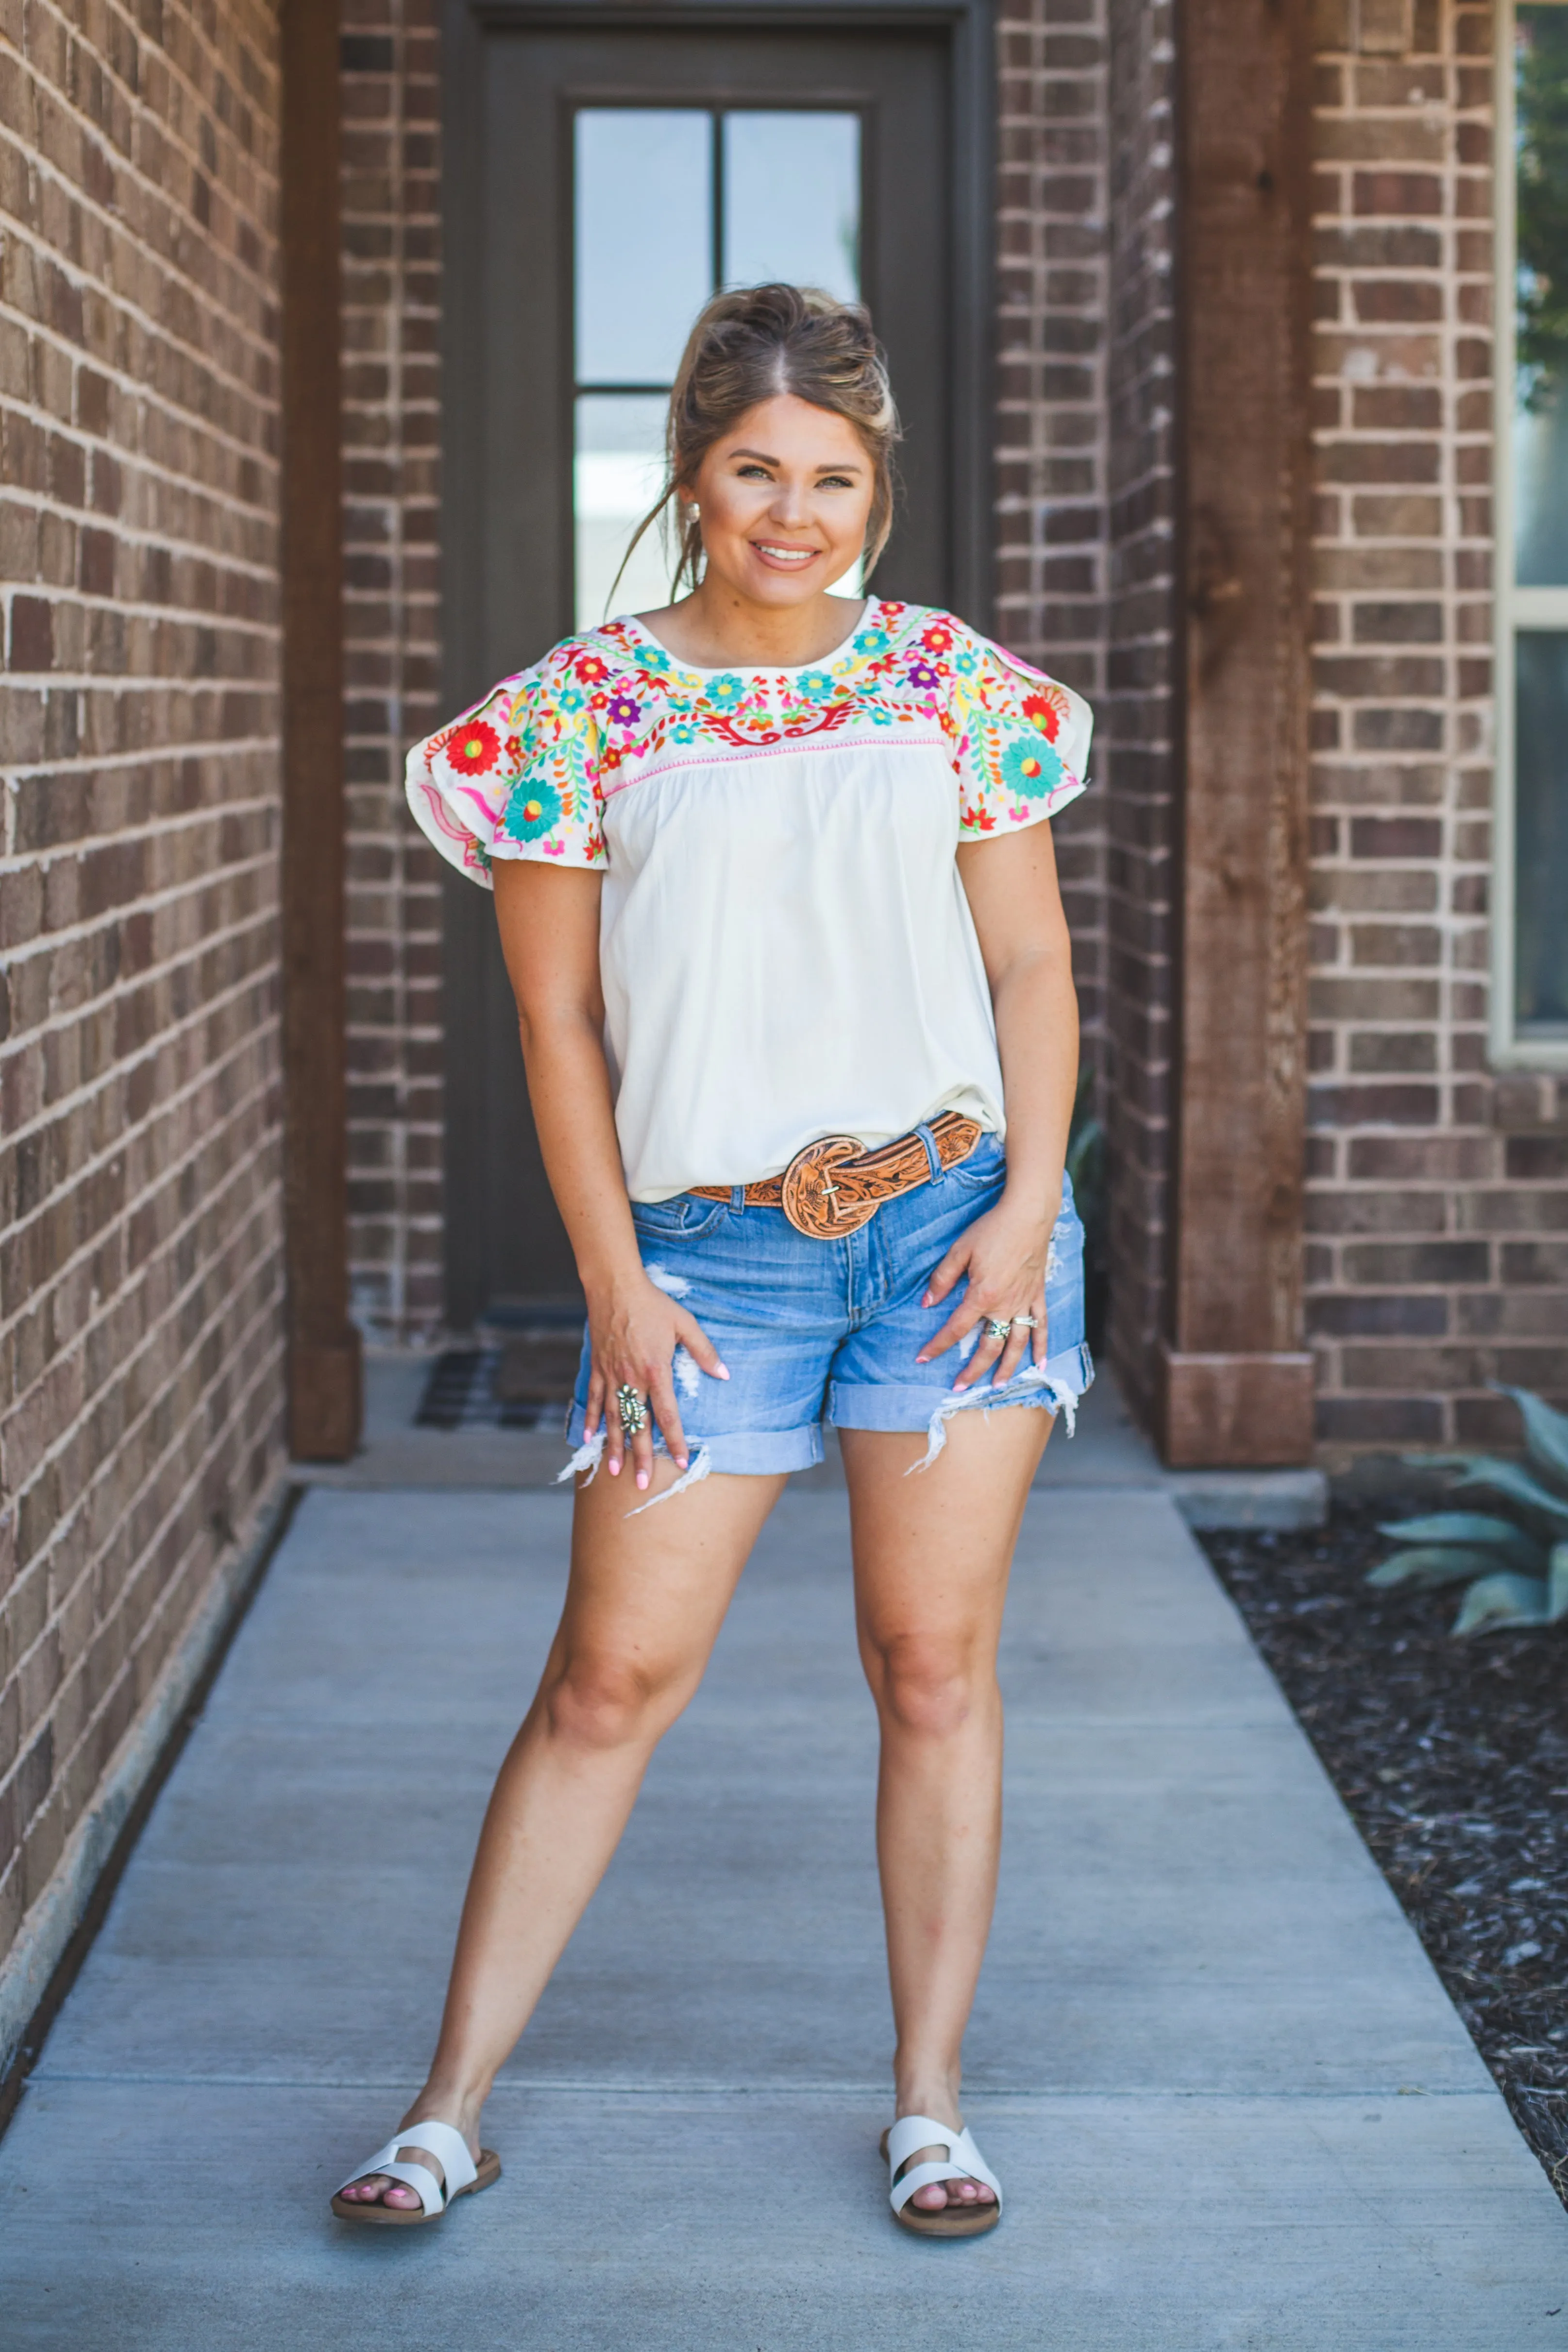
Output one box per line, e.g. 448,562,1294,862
415,1342,579,1432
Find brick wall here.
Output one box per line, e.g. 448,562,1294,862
1308,0,1568,1447
995,0,1109,1072
0,2,286,1971
1101,0,1179,1427
340,3,444,1345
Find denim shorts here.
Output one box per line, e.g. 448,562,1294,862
564,1131,1094,1497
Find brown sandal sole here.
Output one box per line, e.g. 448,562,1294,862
879,2128,1001,2237
332,2149,502,2226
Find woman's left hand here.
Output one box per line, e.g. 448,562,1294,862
916,1191,1057,1392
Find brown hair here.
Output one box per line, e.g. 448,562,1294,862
609,283,901,611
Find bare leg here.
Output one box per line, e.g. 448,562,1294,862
841,1404,1049,2212
339,1458,787,2208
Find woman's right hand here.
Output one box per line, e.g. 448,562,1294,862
583,1269,729,1489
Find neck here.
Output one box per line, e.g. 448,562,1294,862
645,582,869,670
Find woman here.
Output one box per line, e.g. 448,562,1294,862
333,284,1092,2239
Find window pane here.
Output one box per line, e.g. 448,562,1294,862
1514,631,1568,1032
575,395,672,630
576,112,711,383
722,113,860,301
1515,9,1568,583
1513,393,1568,587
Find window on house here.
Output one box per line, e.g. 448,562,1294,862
573,107,862,629
1499,3,1568,1057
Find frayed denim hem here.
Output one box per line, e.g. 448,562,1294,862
830,1341,1095,1473
561,1402,823,1487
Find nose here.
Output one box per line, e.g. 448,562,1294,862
767,479,811,530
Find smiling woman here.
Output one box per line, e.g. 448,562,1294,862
356,282,1093,2248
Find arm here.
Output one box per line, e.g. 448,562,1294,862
918,819,1079,1390
490,858,727,1485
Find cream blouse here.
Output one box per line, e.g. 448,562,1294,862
405,599,1093,1202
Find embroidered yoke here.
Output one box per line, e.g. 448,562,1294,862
405,599,1093,1202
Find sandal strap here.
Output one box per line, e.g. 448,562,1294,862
394,2118,477,2196
337,2119,477,2213
886,2115,1002,2214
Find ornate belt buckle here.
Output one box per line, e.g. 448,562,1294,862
780,1135,879,1239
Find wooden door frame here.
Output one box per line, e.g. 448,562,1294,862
1157,0,1316,1467
440,0,998,1329
278,0,361,1460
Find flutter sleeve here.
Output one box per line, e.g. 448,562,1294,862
945,622,1092,842
404,642,607,887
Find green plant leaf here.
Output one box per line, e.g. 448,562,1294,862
1450,1459,1568,1531
1368,1546,1518,1590
1548,1544,1568,1625
1495,1386,1568,1498
1451,1573,1550,1637
1376,1515,1548,1573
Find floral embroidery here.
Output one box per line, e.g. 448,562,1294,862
405,597,1089,882
1001,738,1064,799
446,719,500,776
504,779,564,842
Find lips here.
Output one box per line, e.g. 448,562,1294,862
752,542,819,567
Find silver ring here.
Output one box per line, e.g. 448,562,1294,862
1012,1314,1040,1330
616,1385,648,1437
984,1318,1013,1341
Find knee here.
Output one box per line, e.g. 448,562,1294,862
543,1651,673,1752
872,1634,988,1742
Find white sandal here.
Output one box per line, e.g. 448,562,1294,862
881,2113,1002,2238
330,2117,501,2227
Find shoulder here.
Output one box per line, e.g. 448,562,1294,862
932,615,1092,742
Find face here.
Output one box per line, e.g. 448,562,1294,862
683,393,877,607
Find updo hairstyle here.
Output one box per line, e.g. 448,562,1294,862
613,283,901,607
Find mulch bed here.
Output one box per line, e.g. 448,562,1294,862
1198,1499,1568,2206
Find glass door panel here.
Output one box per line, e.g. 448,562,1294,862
574,111,713,384
722,112,860,297
573,394,671,630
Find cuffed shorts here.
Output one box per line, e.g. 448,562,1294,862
564,1130,1094,1485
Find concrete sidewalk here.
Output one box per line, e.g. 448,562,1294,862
2,1453,1566,2344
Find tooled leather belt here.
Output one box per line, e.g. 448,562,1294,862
691,1111,984,1240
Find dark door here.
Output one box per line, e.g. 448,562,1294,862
441,9,986,1327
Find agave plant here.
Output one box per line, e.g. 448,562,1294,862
1370,1386,1568,1636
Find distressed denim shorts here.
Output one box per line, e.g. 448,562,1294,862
564,1131,1094,1497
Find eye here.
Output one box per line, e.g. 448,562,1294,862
735,462,774,481
817,474,856,490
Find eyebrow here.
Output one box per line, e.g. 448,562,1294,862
728,447,866,472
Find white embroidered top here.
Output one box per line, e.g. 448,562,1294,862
405,598,1093,1201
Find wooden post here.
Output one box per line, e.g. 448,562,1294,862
1158,0,1315,1467
279,0,361,1461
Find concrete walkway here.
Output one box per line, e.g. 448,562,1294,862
2,1405,1566,2345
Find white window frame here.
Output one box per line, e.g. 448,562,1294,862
1494,0,1568,1068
